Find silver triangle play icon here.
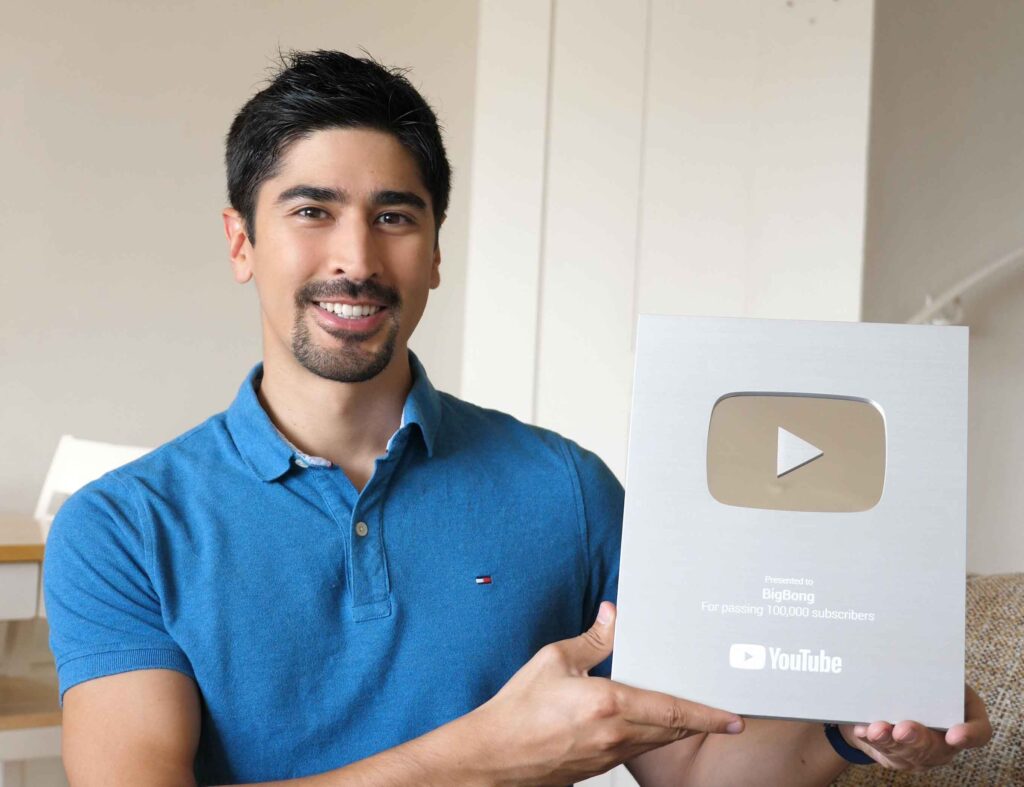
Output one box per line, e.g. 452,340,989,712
776,427,824,478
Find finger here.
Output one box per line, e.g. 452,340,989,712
892,720,927,746
857,724,902,761
558,601,616,676
845,724,918,770
947,685,993,749
865,721,894,746
612,720,714,749
892,721,956,766
616,684,743,735
946,726,970,749
866,720,961,771
851,723,918,768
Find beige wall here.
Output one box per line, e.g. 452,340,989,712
0,1,479,515
863,0,1024,573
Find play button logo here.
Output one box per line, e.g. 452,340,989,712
706,392,886,512
777,427,823,478
729,643,766,670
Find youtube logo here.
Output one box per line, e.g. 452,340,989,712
706,393,886,512
729,643,766,670
729,643,844,674
776,427,823,477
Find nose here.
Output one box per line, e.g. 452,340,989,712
327,215,382,282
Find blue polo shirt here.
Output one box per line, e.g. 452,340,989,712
44,353,623,785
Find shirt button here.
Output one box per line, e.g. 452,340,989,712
294,458,309,469
355,521,369,537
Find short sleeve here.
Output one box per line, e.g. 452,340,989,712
565,440,624,678
43,472,194,707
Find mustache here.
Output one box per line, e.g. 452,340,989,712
297,278,401,307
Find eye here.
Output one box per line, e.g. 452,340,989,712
376,212,413,226
295,206,330,220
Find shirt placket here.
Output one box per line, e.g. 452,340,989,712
309,429,410,622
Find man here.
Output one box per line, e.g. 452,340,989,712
44,50,991,786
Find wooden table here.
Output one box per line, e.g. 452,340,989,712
0,514,60,733
0,514,44,565
0,676,59,732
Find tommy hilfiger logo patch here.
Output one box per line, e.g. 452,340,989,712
475,575,493,585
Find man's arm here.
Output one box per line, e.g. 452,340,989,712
62,669,202,787
626,719,847,787
62,667,497,787
61,603,745,787
626,685,993,787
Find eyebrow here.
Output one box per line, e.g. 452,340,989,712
374,190,427,211
275,185,427,211
275,185,344,205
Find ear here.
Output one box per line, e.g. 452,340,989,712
223,208,253,284
430,214,445,290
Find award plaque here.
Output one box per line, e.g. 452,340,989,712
612,315,967,728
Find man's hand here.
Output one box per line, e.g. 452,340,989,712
464,601,744,786
839,684,992,770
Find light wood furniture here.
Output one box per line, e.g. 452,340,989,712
0,514,61,787
0,515,44,622
0,676,59,733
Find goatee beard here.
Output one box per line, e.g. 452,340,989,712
291,279,401,383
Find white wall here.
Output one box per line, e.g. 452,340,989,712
461,0,552,422
863,0,1024,574
464,0,874,482
0,0,479,517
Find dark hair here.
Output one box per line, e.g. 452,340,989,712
225,49,451,244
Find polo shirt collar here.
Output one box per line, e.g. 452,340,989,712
226,351,442,482
404,350,442,458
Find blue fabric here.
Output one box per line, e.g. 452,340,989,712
44,353,623,785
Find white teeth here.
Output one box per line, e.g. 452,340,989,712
317,302,381,319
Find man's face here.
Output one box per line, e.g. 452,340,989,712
226,127,441,383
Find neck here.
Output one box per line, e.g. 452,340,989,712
257,344,413,467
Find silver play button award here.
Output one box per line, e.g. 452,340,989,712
706,392,886,512
612,315,967,728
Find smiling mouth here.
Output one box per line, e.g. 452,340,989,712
310,301,392,339
314,301,385,320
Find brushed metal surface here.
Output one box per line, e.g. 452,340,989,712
613,315,967,728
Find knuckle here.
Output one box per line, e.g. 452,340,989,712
588,685,619,720
581,627,608,652
595,726,627,753
536,643,566,670
663,703,688,730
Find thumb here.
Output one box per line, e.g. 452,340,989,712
562,601,616,676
